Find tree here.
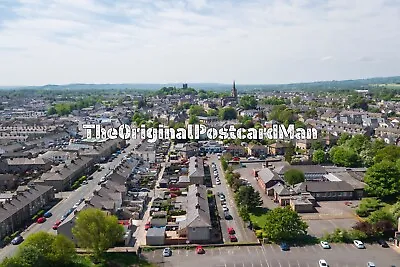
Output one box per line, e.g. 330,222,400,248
292,96,301,105
72,208,125,260
346,134,370,154
284,142,295,163
219,107,237,120
311,141,324,150
329,146,361,167
221,158,228,171
188,115,199,124
283,169,305,185
189,105,206,116
374,145,400,163
337,133,351,146
262,207,308,241
364,160,400,199
389,202,400,222
239,95,257,110
234,186,262,208
367,209,395,225
0,232,77,267
312,149,325,164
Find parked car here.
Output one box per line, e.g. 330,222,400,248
280,243,289,251
11,236,24,245
320,241,330,249
229,235,237,242
353,240,365,249
318,259,329,267
367,262,376,267
196,246,205,254
37,217,46,223
216,180,221,185
43,211,52,218
377,239,389,248
52,220,62,230
82,180,88,185
227,227,235,235
163,247,172,257
224,211,232,220
222,205,229,212
145,222,151,230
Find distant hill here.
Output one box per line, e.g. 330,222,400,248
1,76,400,91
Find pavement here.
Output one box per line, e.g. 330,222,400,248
144,243,400,267
0,136,142,261
207,155,258,244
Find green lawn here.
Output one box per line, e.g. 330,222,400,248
249,207,269,228
77,253,155,267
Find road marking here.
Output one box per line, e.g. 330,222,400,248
247,246,252,255
185,250,189,257
277,260,282,267
297,260,301,267
288,260,291,267
219,248,222,255
310,246,317,252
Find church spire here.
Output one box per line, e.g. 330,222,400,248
232,80,238,99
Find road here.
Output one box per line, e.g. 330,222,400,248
145,243,400,267
208,154,257,244
0,136,142,261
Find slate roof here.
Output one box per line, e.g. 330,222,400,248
179,184,211,230
188,157,204,178
293,181,354,193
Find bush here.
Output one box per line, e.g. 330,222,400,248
323,228,351,243
255,230,263,239
349,229,368,241
10,231,20,239
356,198,384,217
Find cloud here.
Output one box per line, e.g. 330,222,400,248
0,0,399,85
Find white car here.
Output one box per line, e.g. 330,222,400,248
320,241,330,249
353,240,365,249
163,247,172,257
367,262,376,267
222,205,229,211
216,180,221,185
318,259,329,267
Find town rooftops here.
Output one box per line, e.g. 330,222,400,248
0,184,54,224
188,156,204,178
274,164,327,175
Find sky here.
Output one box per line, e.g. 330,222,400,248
0,0,399,86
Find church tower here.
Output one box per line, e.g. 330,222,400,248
231,80,238,99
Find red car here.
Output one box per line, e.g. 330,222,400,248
233,157,240,161
145,222,151,230
37,217,46,224
52,220,61,230
169,188,180,192
196,246,205,254
227,227,235,235
229,235,238,242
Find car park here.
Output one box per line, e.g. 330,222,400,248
11,236,24,245
318,259,329,267
354,240,365,249
320,241,330,249
163,247,172,257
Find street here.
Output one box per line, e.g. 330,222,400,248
145,243,400,267
207,154,258,244
0,136,141,261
